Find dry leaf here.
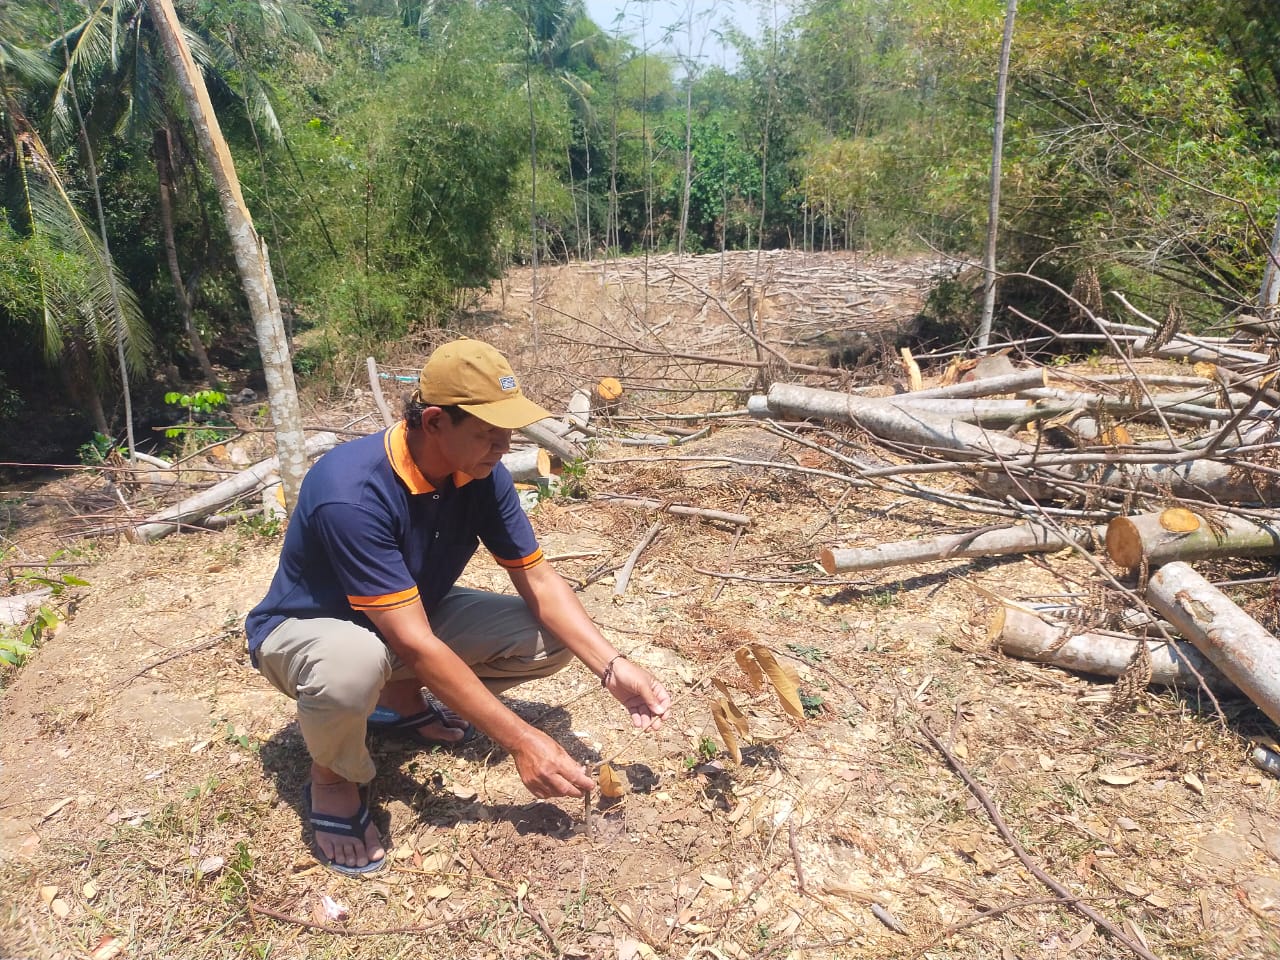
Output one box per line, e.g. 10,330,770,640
41,797,73,822
748,645,804,721
701,873,733,890
50,898,71,919
1184,772,1205,795
614,901,635,925
39,885,58,905
617,938,658,960
82,880,99,901
1115,816,1140,832
598,763,627,798
425,885,452,900
196,855,225,877
1098,773,1139,786
735,646,764,691
89,935,126,960
711,699,742,764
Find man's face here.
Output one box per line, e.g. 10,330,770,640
431,410,512,479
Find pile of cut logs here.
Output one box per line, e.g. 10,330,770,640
748,318,1280,729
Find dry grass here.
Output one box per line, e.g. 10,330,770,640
3,253,1280,960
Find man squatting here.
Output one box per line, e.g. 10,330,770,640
245,339,672,874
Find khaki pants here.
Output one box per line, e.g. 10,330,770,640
256,587,572,784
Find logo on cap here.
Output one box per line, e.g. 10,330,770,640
499,376,517,391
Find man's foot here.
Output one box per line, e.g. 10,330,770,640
373,684,474,747
305,773,386,876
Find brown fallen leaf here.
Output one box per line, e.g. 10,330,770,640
1184,772,1205,795
41,797,73,822
1097,773,1139,786
597,762,626,798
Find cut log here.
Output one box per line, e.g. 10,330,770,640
1106,510,1280,570
820,523,1099,574
519,419,586,464
765,383,1031,457
502,446,552,483
990,604,1237,692
1147,561,1280,725
128,432,340,543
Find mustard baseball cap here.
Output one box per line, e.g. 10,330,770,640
416,338,551,429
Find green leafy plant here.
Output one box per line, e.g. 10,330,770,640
786,642,829,664
164,389,229,447
0,564,88,668
78,431,121,465
555,458,591,499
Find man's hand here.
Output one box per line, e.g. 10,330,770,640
606,657,672,730
510,727,596,799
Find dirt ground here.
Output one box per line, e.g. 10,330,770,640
2,251,1279,960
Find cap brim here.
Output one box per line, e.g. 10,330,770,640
459,395,553,430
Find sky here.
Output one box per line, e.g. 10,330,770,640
581,0,788,72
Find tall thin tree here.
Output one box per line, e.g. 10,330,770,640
977,0,1018,352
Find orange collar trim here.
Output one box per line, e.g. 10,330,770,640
384,422,474,493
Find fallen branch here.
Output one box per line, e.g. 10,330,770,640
919,721,1162,960
593,493,752,527
614,521,661,596
1147,562,1280,727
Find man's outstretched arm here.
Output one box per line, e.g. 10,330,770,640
508,561,672,729
365,602,595,798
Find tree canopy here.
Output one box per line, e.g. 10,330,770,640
1,0,1277,460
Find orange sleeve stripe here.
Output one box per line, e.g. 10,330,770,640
348,585,420,610
494,549,545,571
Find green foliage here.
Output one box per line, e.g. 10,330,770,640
78,430,121,465
0,562,88,670
163,389,228,446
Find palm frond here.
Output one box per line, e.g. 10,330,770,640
49,0,136,151
193,29,283,144
20,130,151,371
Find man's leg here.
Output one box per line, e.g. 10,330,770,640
257,617,390,871
382,588,573,719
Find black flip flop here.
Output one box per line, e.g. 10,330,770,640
302,782,387,877
367,702,477,749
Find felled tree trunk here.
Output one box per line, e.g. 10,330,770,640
129,432,340,543
764,383,1030,457
1106,510,1280,570
519,420,586,464
990,604,1236,692
976,459,1270,505
820,522,1098,574
1147,562,1280,725
503,446,551,482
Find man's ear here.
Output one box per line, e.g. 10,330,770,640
419,406,447,432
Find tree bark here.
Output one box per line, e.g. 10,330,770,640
1106,510,1280,571
977,0,1018,351
989,604,1236,693
1147,561,1280,726
764,382,1031,457
502,446,551,482
519,420,586,464
129,432,340,543
897,367,1048,399
820,522,1097,574
150,0,307,510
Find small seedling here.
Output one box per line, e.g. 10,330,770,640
786,642,829,664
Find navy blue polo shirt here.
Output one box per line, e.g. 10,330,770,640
245,422,542,664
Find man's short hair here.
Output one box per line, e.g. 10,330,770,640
403,394,468,430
